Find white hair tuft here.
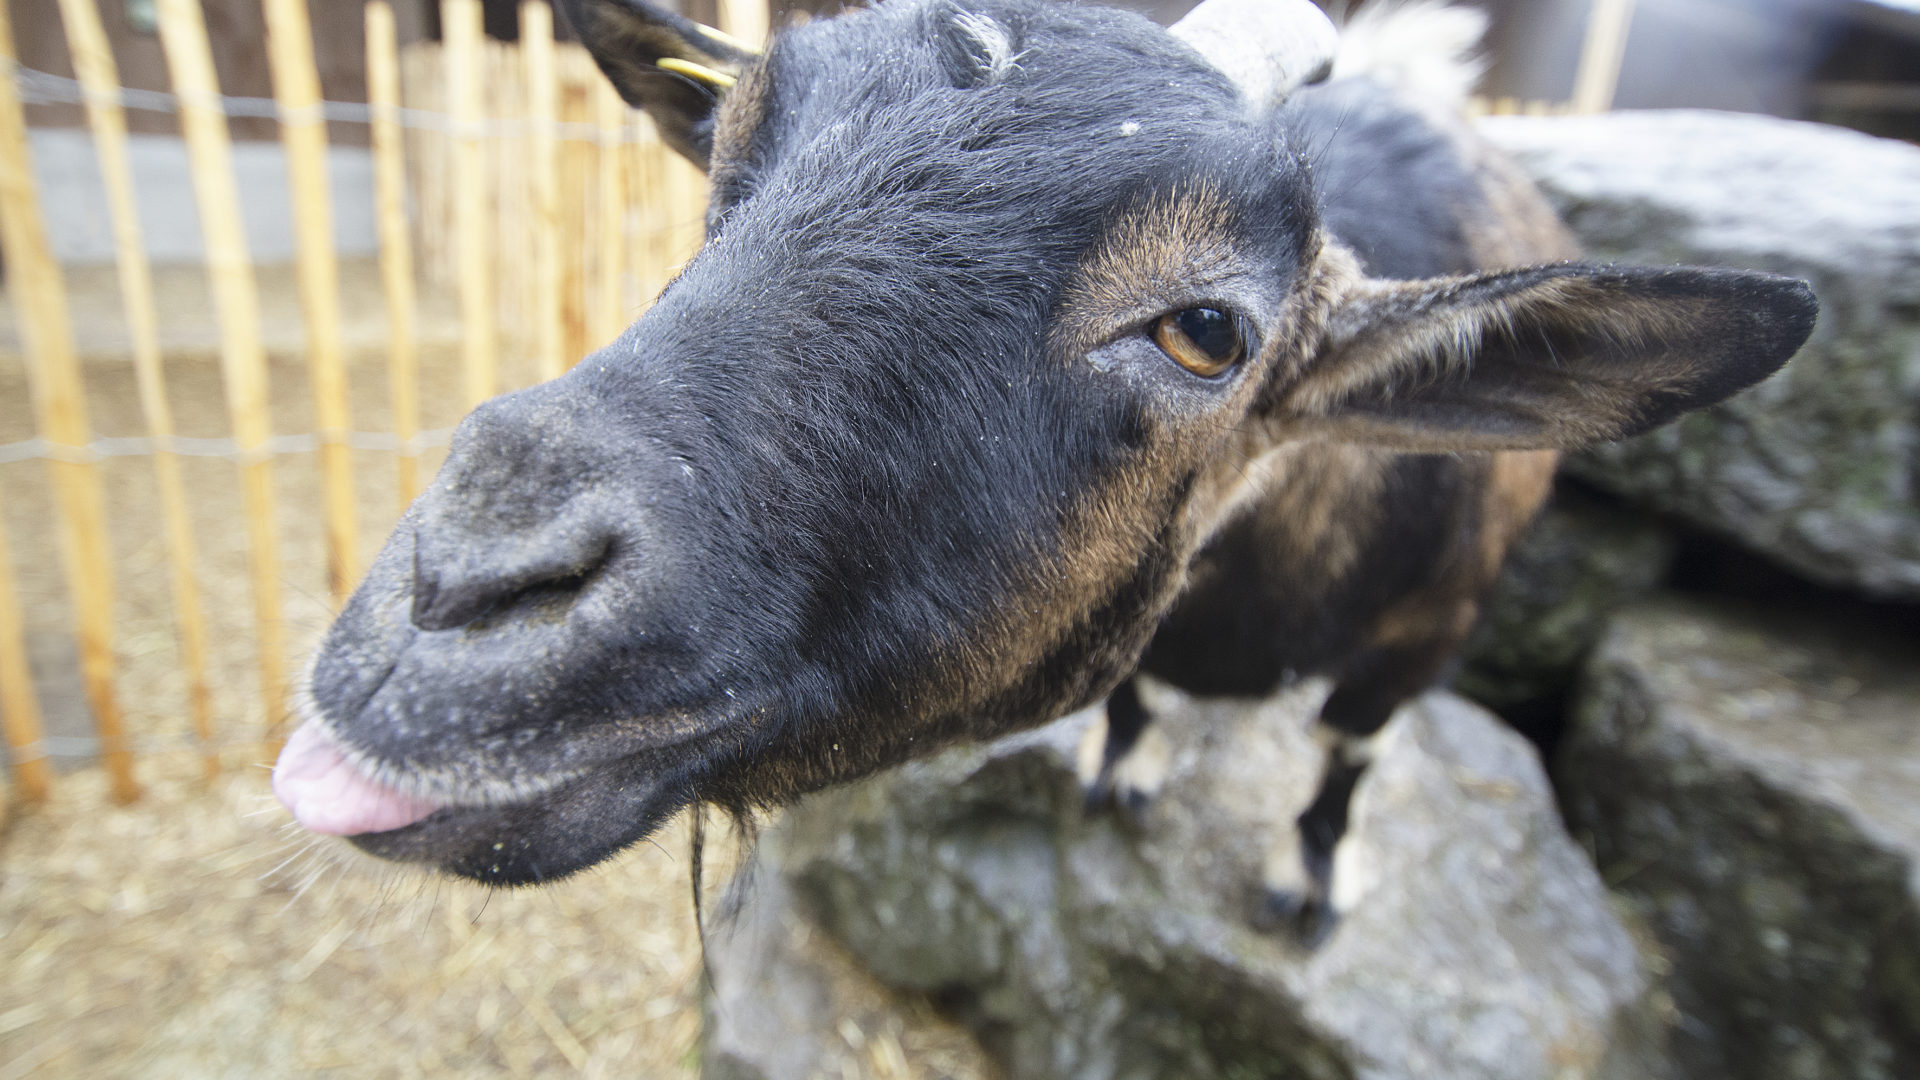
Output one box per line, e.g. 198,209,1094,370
1331,1,1490,107
953,10,1019,81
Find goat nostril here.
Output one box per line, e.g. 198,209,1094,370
409,528,613,632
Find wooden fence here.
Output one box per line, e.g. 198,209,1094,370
0,0,747,806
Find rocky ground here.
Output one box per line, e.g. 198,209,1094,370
707,687,1662,1080
1564,599,1920,1080
1483,111,1920,601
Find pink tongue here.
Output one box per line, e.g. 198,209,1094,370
273,722,445,836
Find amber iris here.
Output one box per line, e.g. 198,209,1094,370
1152,307,1244,377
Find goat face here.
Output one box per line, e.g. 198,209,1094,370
282,0,1815,884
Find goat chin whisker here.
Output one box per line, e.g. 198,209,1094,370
260,844,318,885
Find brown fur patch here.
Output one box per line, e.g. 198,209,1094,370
971,440,1204,713
1362,447,1553,656
1367,580,1477,654
765,440,1206,805
1457,144,1581,267
1256,240,1363,392
1411,107,1582,269
1478,449,1557,577
708,54,772,181
1219,440,1394,586
1052,183,1255,361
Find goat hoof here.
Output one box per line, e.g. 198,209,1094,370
1101,724,1171,822
1292,901,1340,948
1256,886,1307,928
1080,776,1114,816
1081,773,1156,827
1255,888,1340,947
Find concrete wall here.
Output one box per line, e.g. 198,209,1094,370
28,128,378,265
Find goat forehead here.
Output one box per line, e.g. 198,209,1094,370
752,0,1252,198
694,100,1284,346
612,0,1305,475
779,0,1213,86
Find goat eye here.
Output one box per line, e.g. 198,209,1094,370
1152,308,1244,378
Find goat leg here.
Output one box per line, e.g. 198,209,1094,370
1076,676,1169,819
1261,635,1462,945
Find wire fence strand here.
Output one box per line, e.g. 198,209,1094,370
0,428,457,466
18,731,272,760
9,60,656,142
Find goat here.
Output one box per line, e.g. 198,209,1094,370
272,0,1815,940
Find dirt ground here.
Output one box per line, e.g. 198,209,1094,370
0,761,710,1079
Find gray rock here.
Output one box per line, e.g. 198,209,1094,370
719,684,1663,1080
1481,111,1920,598
1458,484,1678,709
1560,599,1920,1080
702,858,997,1080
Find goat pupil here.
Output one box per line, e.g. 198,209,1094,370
1177,308,1236,361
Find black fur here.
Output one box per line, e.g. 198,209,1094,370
1143,453,1474,695
1283,78,1486,278
298,0,1817,893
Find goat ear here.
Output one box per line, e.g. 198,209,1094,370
1275,263,1818,452
555,0,758,167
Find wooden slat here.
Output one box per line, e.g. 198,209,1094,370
0,479,52,803
525,1,564,382
631,113,668,306
622,111,650,316
1572,0,1636,114
156,0,288,742
490,40,531,379
57,0,217,779
264,0,358,602
591,80,626,351
718,0,771,50
663,151,707,273
401,45,447,296
558,55,590,366
367,2,423,509
0,0,136,801
444,0,496,408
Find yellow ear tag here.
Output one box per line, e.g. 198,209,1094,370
657,57,739,90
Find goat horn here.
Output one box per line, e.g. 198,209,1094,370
689,22,759,57
657,57,739,89
1171,0,1339,109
